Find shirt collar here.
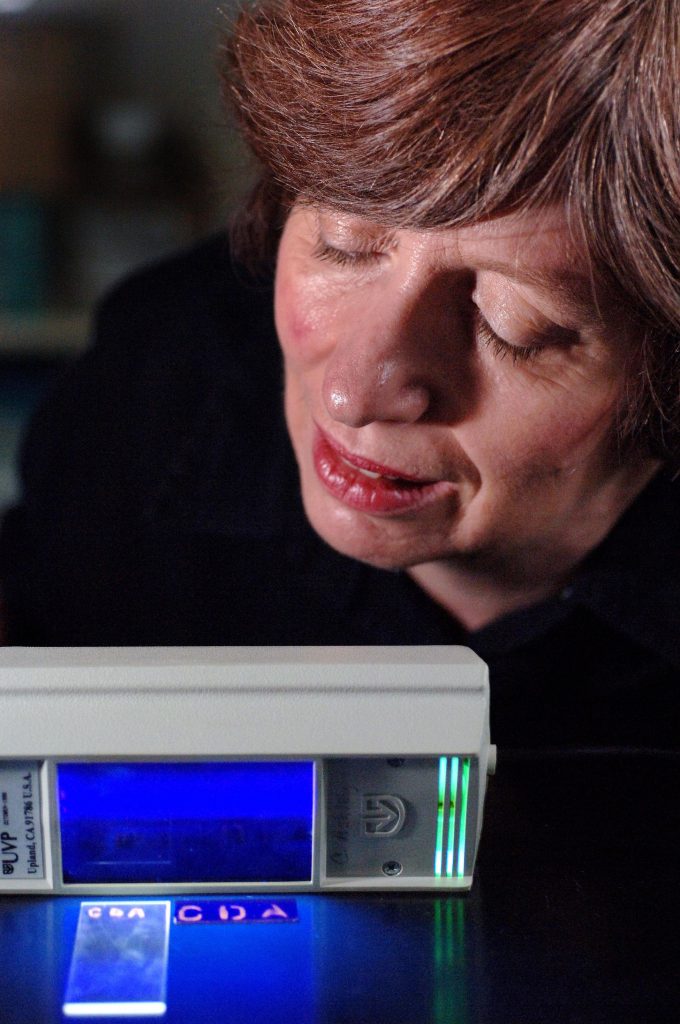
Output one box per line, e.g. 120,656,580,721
568,470,680,668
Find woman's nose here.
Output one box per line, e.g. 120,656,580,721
323,354,431,427
321,297,446,427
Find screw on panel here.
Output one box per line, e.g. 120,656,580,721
382,860,403,876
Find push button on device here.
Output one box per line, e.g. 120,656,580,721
361,795,406,836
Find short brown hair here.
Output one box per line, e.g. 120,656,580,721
222,0,680,464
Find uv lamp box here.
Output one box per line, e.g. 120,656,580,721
0,646,494,894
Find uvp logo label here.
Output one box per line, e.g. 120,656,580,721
1,832,17,873
361,795,406,836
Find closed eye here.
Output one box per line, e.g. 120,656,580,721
311,238,388,268
474,309,544,363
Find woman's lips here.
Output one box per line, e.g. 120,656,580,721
312,428,457,515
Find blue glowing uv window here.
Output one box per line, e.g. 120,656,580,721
58,762,314,884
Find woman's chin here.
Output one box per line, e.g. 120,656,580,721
301,487,453,571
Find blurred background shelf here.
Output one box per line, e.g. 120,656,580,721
0,0,248,512
0,309,90,357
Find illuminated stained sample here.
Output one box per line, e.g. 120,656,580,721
63,901,170,1018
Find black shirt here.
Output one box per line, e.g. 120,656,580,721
1,236,678,747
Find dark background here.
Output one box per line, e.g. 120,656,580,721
0,0,246,508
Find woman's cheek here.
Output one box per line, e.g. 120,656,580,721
274,273,309,354
472,377,618,480
275,272,334,367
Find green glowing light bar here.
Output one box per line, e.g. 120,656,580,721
446,757,459,878
457,758,471,878
433,755,473,880
434,756,448,877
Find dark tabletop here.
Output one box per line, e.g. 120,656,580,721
1,750,677,1024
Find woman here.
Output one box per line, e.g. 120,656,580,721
1,0,677,746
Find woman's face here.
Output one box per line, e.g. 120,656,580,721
274,203,649,575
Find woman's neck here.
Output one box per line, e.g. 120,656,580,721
407,558,570,632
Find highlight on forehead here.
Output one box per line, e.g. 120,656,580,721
311,201,608,325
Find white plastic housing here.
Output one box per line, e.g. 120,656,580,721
0,646,492,893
